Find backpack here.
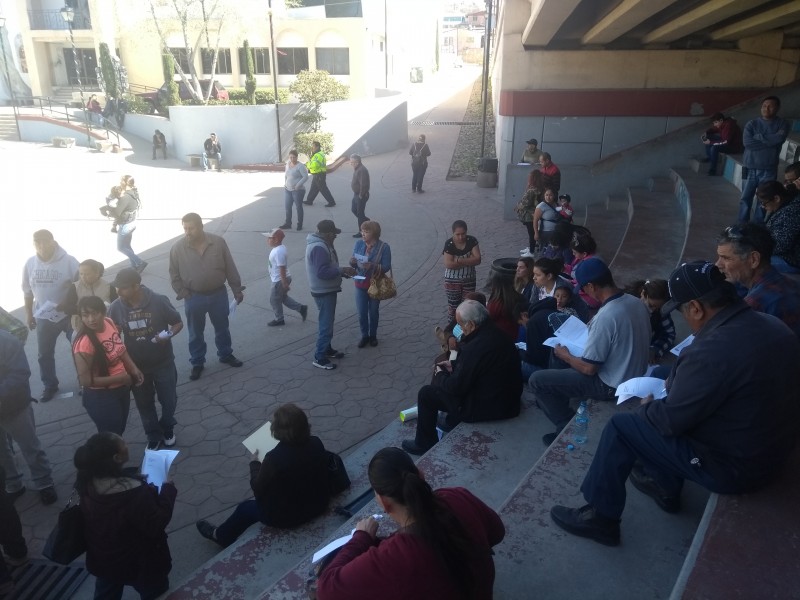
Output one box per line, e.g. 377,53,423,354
411,143,426,165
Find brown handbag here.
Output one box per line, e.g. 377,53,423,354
367,243,397,300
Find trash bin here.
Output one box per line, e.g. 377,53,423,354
410,67,423,83
477,156,498,188
490,258,518,282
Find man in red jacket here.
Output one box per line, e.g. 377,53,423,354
702,112,743,176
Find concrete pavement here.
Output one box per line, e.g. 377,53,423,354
1,66,533,596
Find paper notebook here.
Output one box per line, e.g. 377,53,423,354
242,420,279,456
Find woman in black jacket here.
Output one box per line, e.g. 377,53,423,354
196,403,331,547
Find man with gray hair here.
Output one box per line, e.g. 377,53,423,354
349,154,370,237
402,299,522,455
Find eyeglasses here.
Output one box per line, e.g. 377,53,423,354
758,197,776,208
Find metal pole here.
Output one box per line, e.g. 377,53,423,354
67,22,91,144
0,24,20,139
268,0,282,162
479,0,493,159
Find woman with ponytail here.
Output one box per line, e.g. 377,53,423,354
72,296,143,435
318,447,504,599
74,432,177,599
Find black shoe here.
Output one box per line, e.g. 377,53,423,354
411,189,417,193
353,232,362,237
325,202,336,207
40,486,58,505
325,348,345,359
135,261,148,274
297,223,303,231
267,319,285,327
196,520,224,547
629,464,681,513
146,439,162,451
302,201,313,206
6,488,25,503
220,354,243,367
312,358,337,370
401,439,433,456
550,504,620,546
279,223,291,229
358,337,369,348
300,305,308,322
39,387,58,403
542,432,558,447
189,365,204,381
417,189,425,193
369,337,378,347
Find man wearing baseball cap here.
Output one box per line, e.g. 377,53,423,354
551,261,800,546
530,257,650,446
304,221,356,369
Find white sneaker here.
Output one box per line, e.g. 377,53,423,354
519,247,530,255
163,430,176,447
521,250,535,258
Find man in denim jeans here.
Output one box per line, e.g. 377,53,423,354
109,268,184,450
304,220,356,370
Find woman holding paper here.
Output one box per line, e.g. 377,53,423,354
317,447,505,600
74,432,177,599
72,296,143,435
196,403,331,547
349,220,392,348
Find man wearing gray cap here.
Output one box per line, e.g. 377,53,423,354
550,261,800,546
349,154,370,237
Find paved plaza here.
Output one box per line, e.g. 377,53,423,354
0,67,533,594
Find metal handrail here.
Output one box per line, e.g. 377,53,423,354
27,9,92,30
13,95,121,146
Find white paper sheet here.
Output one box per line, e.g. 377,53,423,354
242,421,279,456
670,335,694,356
141,449,179,491
228,299,238,317
615,377,668,405
515,342,527,350
33,300,67,323
312,532,353,563
543,315,588,357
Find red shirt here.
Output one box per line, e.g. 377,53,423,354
318,487,505,600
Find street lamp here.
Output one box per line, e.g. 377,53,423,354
267,0,282,162
60,4,91,144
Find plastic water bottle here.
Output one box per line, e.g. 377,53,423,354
574,401,589,444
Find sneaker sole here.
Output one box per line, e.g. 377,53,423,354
312,362,337,370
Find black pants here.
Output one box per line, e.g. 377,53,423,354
307,173,335,205
0,468,26,584
152,144,166,159
412,163,428,191
415,385,461,448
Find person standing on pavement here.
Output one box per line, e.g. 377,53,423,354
108,269,183,450
169,213,245,381
0,330,57,505
202,133,222,171
280,149,308,231
304,141,336,207
349,154,370,236
409,134,431,193
349,220,392,348
305,220,356,370
738,96,788,223
152,129,167,160
107,175,147,274
22,229,79,403
264,228,308,327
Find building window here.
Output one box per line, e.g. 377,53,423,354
315,48,349,75
277,47,309,75
202,48,232,74
238,47,270,74
168,47,191,73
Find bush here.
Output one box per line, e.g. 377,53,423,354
293,132,334,157
125,94,151,115
227,88,290,104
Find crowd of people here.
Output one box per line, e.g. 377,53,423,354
1,111,799,597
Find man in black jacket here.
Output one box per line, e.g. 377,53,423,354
402,300,522,455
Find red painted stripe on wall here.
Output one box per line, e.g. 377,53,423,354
499,89,766,117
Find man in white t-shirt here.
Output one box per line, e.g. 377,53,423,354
264,228,307,327
529,257,651,446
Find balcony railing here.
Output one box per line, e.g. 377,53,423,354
28,9,92,31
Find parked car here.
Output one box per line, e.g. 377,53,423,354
137,79,229,114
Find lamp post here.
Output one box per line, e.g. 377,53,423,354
267,0,282,162
60,5,91,144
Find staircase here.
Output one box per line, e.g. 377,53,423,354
0,112,19,141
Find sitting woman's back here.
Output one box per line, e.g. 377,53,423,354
318,447,505,600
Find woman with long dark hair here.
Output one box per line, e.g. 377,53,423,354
487,270,525,340
72,296,143,435
756,180,800,273
317,447,504,599
75,432,176,599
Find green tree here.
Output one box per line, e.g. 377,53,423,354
243,39,257,105
98,43,118,99
289,69,349,132
162,53,180,109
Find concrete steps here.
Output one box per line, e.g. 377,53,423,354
0,113,19,141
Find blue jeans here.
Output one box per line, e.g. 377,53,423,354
202,151,221,170
117,223,144,268
284,188,305,227
354,286,380,338
704,141,728,174
738,168,773,223
35,316,72,390
184,288,233,366
313,293,337,361
214,498,265,547
82,386,130,435
521,361,542,382
94,575,169,600
351,194,369,228
529,368,614,431
131,363,178,443
581,413,736,520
